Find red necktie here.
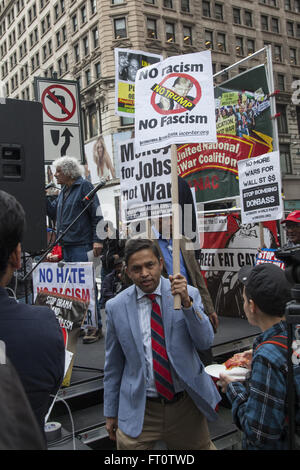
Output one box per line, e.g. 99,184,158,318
147,294,175,401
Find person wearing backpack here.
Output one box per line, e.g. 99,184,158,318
218,263,300,450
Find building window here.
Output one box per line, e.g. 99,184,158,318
147,18,157,39
121,116,135,126
217,32,226,52
114,17,127,39
279,144,292,174
245,11,253,27
287,21,294,36
85,69,91,86
95,61,101,78
205,30,213,49
203,1,211,17
165,22,175,42
277,104,288,133
285,0,291,9
215,3,223,20
163,0,173,8
183,25,192,44
181,0,190,12
90,0,96,14
92,27,99,48
233,8,241,24
247,38,255,55
83,36,89,56
72,14,77,32
81,5,87,23
58,58,63,76
295,0,300,12
112,0,125,4
64,53,68,71
271,17,279,33
88,104,98,137
74,43,80,62
290,47,297,65
261,15,268,31
274,44,282,62
236,36,244,56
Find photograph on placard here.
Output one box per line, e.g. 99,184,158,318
115,48,162,117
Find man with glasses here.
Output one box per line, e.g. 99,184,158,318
280,210,300,248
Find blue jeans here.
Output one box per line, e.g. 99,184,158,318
62,244,102,329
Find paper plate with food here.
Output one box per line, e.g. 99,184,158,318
205,352,251,381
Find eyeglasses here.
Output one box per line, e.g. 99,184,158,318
283,223,300,230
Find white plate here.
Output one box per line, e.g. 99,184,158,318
205,364,248,381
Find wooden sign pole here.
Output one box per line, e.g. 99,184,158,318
171,144,181,309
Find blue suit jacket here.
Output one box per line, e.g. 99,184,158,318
104,276,221,438
0,287,65,432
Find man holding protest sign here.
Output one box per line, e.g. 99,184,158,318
104,238,220,450
0,190,65,435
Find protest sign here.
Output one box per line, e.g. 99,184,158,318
115,48,162,117
199,213,279,318
32,262,97,329
134,50,217,152
256,248,285,269
178,65,273,203
238,150,283,224
35,291,88,386
119,138,172,222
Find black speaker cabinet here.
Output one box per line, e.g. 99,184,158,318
0,99,47,254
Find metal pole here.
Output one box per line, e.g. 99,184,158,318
213,47,268,78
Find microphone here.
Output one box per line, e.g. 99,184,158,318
82,178,107,202
45,182,60,190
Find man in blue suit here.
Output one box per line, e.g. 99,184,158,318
0,190,65,436
104,238,220,450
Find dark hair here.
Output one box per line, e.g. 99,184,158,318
0,191,26,278
124,238,160,266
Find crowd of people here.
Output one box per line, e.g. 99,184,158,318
1,152,300,450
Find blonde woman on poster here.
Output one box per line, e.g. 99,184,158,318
93,136,116,180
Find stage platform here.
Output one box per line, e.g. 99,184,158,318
48,313,259,450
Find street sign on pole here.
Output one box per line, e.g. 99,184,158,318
34,77,84,163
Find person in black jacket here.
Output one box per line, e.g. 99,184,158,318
100,258,128,309
101,221,125,281
0,190,65,437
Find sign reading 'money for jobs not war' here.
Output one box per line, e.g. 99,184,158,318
134,51,217,152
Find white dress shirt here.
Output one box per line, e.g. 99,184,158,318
135,279,183,397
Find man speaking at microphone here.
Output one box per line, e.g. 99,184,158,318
46,155,105,342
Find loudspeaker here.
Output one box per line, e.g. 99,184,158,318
0,99,47,253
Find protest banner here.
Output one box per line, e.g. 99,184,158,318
119,138,172,222
256,248,285,270
134,50,217,152
238,150,283,224
178,65,273,204
32,262,97,329
115,48,162,117
35,290,88,386
199,212,279,318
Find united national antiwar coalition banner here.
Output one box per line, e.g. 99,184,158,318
178,65,273,204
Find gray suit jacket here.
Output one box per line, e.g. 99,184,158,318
154,237,215,316
104,276,220,438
